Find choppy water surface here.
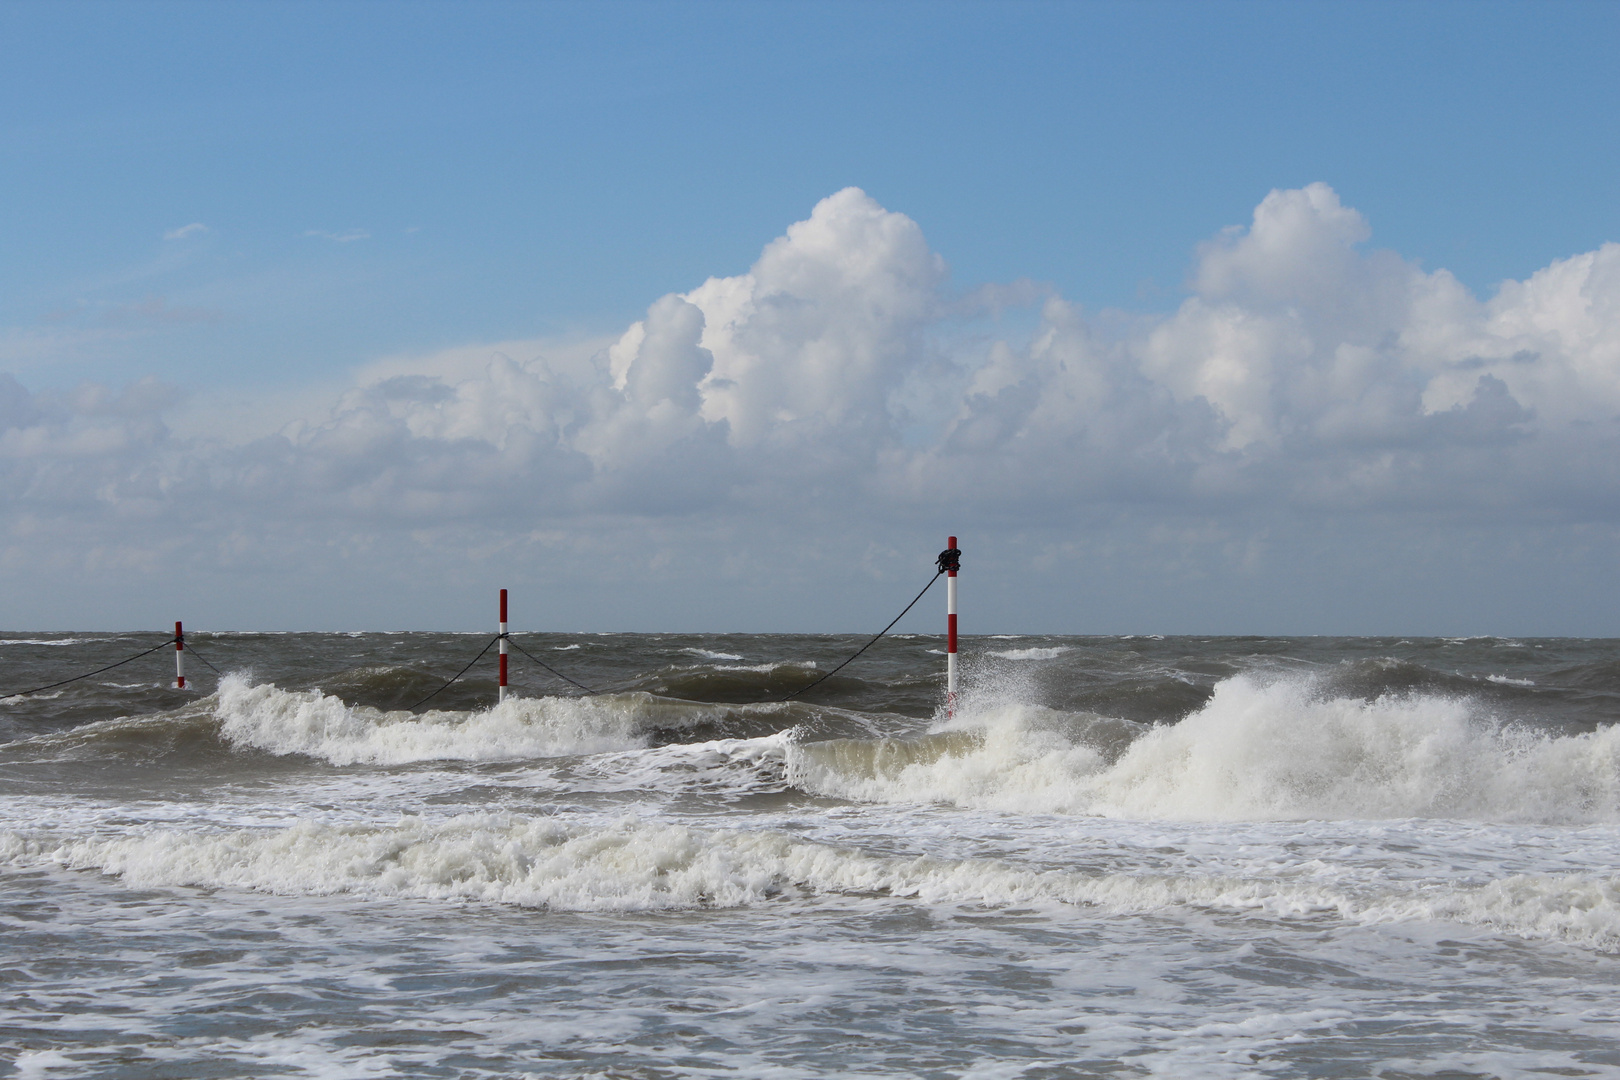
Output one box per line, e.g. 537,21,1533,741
3,632,1619,1078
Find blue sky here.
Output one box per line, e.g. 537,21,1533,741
4,1,1620,632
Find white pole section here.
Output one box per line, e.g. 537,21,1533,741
946,535,958,719
175,621,186,690
499,588,509,703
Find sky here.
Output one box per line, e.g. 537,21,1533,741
3,0,1620,634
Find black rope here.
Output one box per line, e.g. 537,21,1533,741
1,636,180,701
184,640,223,676
408,634,501,711
504,636,599,695
783,568,944,701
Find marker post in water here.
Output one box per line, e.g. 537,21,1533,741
946,535,958,718
174,621,186,690
498,588,509,703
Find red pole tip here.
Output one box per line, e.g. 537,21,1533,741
500,588,508,621
948,536,956,548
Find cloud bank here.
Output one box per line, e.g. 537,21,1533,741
5,185,1620,629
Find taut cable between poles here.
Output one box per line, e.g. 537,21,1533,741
184,641,224,676
503,636,599,695
782,568,944,702
408,634,502,711
1,637,181,701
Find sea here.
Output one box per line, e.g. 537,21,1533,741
2,631,1618,1079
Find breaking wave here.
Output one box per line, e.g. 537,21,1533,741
214,675,653,763
788,673,1620,823
0,675,878,767
6,813,1617,949
208,675,846,765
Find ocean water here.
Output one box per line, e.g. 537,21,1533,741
3,632,1619,1079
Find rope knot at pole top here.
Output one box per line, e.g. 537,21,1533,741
936,546,961,574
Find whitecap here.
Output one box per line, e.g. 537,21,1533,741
212,674,651,764
988,647,1070,660
684,648,744,661
11,813,1620,950
788,672,1620,825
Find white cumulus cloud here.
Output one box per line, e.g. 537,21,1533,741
6,184,1620,628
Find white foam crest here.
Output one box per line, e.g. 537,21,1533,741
683,648,744,661
2,815,1056,912
1067,866,1620,951
9,815,1618,948
789,673,1620,824
3,690,65,703
1094,676,1620,822
557,734,791,800
987,647,1070,660
213,674,650,764
789,704,1111,815
1374,872,1620,950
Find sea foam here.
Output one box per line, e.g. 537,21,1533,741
8,813,1619,949
214,674,654,764
789,673,1620,823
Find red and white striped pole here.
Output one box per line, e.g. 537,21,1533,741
946,535,958,719
498,588,509,703
174,620,186,690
